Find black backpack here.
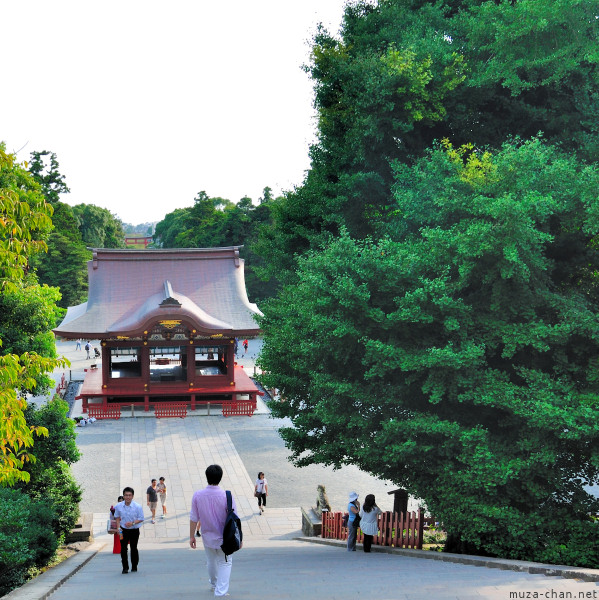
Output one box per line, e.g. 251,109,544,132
221,490,242,560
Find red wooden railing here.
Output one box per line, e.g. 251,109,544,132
88,405,122,420
155,402,188,418
221,399,256,417
321,509,425,550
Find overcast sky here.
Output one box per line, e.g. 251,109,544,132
1,1,347,225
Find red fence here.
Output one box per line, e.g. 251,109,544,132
321,509,425,550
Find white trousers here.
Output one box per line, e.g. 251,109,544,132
205,546,232,597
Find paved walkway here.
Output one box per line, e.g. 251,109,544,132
8,339,599,599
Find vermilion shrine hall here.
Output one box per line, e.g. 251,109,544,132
54,247,263,416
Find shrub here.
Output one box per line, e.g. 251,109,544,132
0,488,57,596
26,460,81,543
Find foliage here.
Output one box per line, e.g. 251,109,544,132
257,0,599,282
0,279,62,358
123,221,156,234
0,143,67,485
22,399,80,471
259,138,599,566
24,459,81,543
28,151,70,204
154,188,279,301
27,151,90,308
0,279,62,394
33,229,90,308
71,203,126,248
0,487,58,596
0,144,53,283
17,400,81,543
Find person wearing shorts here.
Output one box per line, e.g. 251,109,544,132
157,476,167,517
146,479,158,524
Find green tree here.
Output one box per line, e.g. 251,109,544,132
258,0,599,282
18,400,81,542
0,487,58,595
34,230,90,308
28,151,70,204
0,279,62,394
259,138,599,566
154,189,279,301
0,143,66,486
71,203,126,248
28,151,90,308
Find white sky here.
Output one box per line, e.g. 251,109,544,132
1,1,347,225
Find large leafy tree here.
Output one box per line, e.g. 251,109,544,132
0,144,66,486
258,0,599,283
19,399,81,542
154,189,279,301
260,138,599,566
71,203,126,248
28,151,90,308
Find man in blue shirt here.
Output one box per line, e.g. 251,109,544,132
115,487,144,574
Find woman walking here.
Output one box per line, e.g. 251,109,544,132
157,476,167,517
254,472,268,514
359,494,382,553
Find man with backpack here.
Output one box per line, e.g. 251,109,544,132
189,464,242,597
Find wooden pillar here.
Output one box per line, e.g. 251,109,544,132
187,344,195,388
144,395,150,412
101,345,110,388
191,394,196,411
227,340,235,384
140,345,150,384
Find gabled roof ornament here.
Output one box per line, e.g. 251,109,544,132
160,280,182,307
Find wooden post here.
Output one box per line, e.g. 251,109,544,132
387,488,409,515
417,507,424,550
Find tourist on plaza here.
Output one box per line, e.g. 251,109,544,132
359,494,381,553
157,476,167,517
254,471,268,514
234,337,239,357
346,491,360,551
76,338,81,350
189,464,239,597
85,341,91,359
111,495,124,554
146,478,158,524
242,339,248,354
114,487,144,574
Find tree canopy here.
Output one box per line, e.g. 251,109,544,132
0,144,67,485
260,138,599,565
257,0,599,567
258,0,599,283
154,188,280,301
28,151,90,308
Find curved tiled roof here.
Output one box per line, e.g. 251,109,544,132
54,247,262,338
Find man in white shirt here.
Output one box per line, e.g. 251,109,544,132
189,465,239,597
115,487,144,574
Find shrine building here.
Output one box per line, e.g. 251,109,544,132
54,247,263,417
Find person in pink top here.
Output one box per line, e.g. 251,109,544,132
189,464,239,597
